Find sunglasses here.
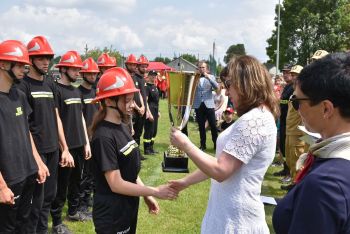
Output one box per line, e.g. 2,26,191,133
289,94,310,110
223,79,232,89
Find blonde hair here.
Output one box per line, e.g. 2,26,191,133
227,55,280,119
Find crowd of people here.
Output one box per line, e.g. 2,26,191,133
1,34,350,234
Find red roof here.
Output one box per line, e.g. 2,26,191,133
147,62,174,71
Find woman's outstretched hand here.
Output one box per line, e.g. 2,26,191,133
153,184,178,200
170,127,190,151
168,178,189,193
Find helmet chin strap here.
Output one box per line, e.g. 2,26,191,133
64,70,76,83
82,75,95,85
106,97,124,120
32,60,47,76
4,62,21,84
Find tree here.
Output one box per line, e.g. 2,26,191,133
154,56,172,64
81,47,123,66
180,53,198,65
223,44,246,64
266,0,350,68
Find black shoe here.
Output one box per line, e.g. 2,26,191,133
52,224,72,234
144,149,154,155
150,148,159,154
67,211,92,222
273,169,288,177
140,155,147,160
200,145,206,150
281,183,295,191
271,161,283,167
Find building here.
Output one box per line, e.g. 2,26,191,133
167,57,197,72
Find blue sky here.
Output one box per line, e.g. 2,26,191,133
0,0,278,64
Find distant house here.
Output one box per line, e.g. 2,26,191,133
167,57,197,72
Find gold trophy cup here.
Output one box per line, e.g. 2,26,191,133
162,71,200,173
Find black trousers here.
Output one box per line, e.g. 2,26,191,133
0,174,36,234
143,106,158,143
25,150,59,234
195,103,218,148
50,146,84,226
133,113,145,146
79,156,94,209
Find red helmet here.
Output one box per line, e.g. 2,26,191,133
0,40,31,65
93,67,139,102
125,54,138,64
138,55,149,66
81,57,99,73
27,36,54,57
97,53,117,68
56,51,83,68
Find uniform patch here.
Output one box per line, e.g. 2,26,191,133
15,107,23,116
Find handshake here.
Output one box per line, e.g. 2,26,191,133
152,178,188,200
144,178,188,215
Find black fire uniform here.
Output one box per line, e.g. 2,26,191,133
78,85,98,211
92,121,141,234
132,73,147,146
0,87,38,233
143,83,160,154
17,75,60,233
50,82,86,226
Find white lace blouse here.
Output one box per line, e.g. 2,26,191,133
201,107,277,234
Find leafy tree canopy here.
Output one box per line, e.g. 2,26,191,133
266,0,350,68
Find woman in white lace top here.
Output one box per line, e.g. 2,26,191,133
170,55,279,234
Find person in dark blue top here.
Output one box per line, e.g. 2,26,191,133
273,52,350,234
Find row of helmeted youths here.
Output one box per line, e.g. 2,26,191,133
0,36,166,234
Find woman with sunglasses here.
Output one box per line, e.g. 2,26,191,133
90,67,177,234
273,52,350,233
169,55,279,233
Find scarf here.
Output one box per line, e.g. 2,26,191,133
294,132,350,183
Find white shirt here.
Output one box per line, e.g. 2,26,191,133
201,107,277,234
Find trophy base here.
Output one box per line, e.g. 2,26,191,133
162,152,189,173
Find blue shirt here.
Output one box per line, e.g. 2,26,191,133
273,158,350,234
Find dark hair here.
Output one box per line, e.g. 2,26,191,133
227,55,280,119
89,96,131,137
220,66,228,82
297,52,350,118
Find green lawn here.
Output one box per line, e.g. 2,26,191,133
56,99,286,233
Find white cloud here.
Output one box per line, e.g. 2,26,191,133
24,0,136,13
0,0,278,63
0,5,142,55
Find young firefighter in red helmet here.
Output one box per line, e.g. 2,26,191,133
97,52,116,74
134,55,148,148
95,53,117,88
143,70,160,155
16,35,74,234
0,40,48,233
90,67,177,234
78,57,100,216
50,51,91,234
125,54,146,159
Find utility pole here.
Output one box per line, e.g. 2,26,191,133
84,44,88,56
276,0,281,76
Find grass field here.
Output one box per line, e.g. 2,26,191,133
56,98,286,233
